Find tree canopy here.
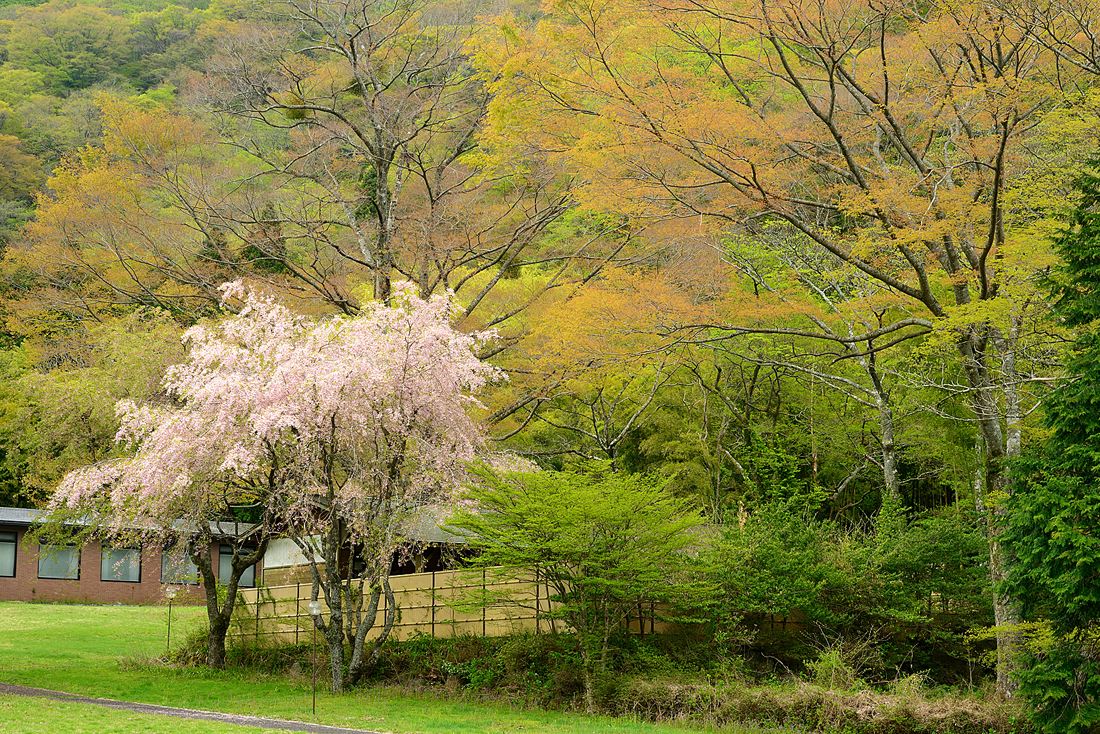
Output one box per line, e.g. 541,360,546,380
3,0,1100,718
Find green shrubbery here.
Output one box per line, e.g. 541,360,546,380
184,610,1025,733
370,632,586,704
687,499,993,688
449,468,706,711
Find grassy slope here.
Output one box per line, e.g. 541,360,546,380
0,602,736,734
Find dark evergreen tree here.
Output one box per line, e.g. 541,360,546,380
1003,159,1100,733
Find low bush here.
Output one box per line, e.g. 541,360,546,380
372,631,585,704
169,621,212,667
806,649,863,691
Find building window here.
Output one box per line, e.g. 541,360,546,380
219,544,255,588
101,547,141,583
0,531,16,577
161,546,199,585
38,545,79,580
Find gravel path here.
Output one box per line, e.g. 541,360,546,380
0,682,387,734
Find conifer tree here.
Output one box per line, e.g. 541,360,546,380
1004,159,1100,733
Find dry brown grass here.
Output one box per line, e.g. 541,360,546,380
614,678,1031,733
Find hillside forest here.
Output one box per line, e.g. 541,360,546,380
0,0,1099,729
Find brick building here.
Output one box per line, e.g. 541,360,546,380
0,508,261,604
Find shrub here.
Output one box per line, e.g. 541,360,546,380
449,467,705,712
807,649,863,691
169,621,211,667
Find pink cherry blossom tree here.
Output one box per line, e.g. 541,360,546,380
52,281,498,684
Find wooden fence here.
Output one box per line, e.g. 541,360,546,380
228,567,614,645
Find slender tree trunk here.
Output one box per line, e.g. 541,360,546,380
959,327,1022,698
346,575,397,687
990,324,1024,697
579,643,598,714
974,437,987,518
878,399,901,504
861,355,901,504
324,527,346,693
192,541,232,669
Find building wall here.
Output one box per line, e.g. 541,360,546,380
0,526,261,605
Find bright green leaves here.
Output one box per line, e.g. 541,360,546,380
448,467,704,711
5,1,134,91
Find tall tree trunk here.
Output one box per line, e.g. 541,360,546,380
989,519,1022,697
305,517,348,694
960,326,1022,698
858,338,901,503
990,323,1024,697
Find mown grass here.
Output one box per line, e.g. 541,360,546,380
0,695,273,734
0,601,786,734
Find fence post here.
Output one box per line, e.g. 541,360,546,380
535,568,540,634
548,576,557,634
482,568,486,637
255,593,260,641
431,570,436,639
295,582,301,646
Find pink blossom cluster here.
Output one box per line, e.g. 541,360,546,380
53,282,499,543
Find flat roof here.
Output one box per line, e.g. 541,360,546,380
0,507,257,537
0,506,463,544
0,507,43,527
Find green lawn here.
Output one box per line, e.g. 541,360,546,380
0,602,752,734
0,695,273,734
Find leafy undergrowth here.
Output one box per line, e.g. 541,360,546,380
207,628,1031,734
612,678,1027,734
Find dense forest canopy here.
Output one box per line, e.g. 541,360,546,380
1,0,1099,719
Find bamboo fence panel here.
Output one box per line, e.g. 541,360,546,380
229,567,564,645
